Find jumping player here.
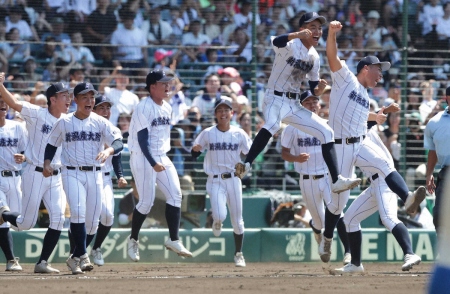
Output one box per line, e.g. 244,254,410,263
234,12,360,194
280,90,351,265
191,98,252,267
321,20,426,263
127,70,192,262
90,94,128,266
0,74,69,274
43,82,123,274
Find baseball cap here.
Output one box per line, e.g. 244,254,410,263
299,12,327,27
217,67,240,78
73,82,98,96
367,10,380,19
356,56,391,74
154,49,173,63
214,97,233,111
299,90,319,104
45,82,70,99
145,70,173,89
446,86,450,96
94,94,114,108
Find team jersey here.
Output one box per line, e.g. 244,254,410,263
281,125,328,175
20,102,63,167
267,37,320,93
101,126,121,173
328,61,369,138
0,119,27,171
48,112,122,166
128,97,171,156
194,125,252,176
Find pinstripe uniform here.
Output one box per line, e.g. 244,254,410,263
194,125,252,234
128,97,182,214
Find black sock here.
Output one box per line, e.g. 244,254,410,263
86,234,95,248
321,142,339,183
234,233,244,253
166,204,180,241
71,223,87,258
2,211,20,227
130,208,147,241
336,217,350,254
323,208,340,239
93,223,112,250
348,230,362,266
245,128,272,164
309,220,321,234
0,228,14,260
392,223,413,255
39,228,61,263
385,171,409,202
68,230,75,254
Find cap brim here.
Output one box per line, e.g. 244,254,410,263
76,89,99,96
157,76,174,83
95,100,114,107
56,88,69,94
214,102,233,110
377,61,391,72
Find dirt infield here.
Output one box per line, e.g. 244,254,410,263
1,262,432,294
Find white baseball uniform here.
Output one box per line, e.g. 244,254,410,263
0,120,27,229
47,112,121,234
263,36,334,143
194,125,252,234
327,62,396,214
128,97,182,214
281,125,331,231
15,102,66,231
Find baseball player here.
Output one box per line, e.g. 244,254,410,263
127,70,192,262
90,94,128,266
43,82,123,274
320,20,426,263
332,126,422,274
0,74,69,274
280,90,351,265
234,12,360,195
0,94,27,271
191,98,252,267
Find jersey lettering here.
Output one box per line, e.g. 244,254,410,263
41,123,52,134
348,90,370,109
297,137,321,147
0,137,19,147
286,56,314,73
65,131,101,142
209,142,239,151
151,116,171,127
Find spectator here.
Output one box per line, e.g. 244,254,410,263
290,202,312,228
382,111,401,170
22,56,42,86
419,0,444,37
168,6,185,38
58,0,96,23
218,67,242,96
3,28,30,60
6,5,39,41
233,0,261,35
203,48,223,78
226,26,252,63
191,73,221,116
145,7,173,46
318,85,331,119
239,112,252,137
33,93,48,108
182,19,211,46
405,201,435,230
117,113,131,144
419,80,438,123
167,73,188,125
62,31,95,63
152,48,173,71
364,10,388,45
295,0,323,14
41,17,71,45
36,36,60,63
202,8,220,41
405,112,426,188
181,0,201,27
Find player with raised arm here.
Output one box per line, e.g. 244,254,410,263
234,12,360,195
43,82,123,274
191,98,252,267
126,70,192,262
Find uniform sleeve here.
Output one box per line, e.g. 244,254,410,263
240,129,252,155
193,129,208,151
331,61,352,88
133,103,150,132
280,126,295,148
423,121,436,150
47,118,65,147
19,101,40,123
271,35,291,55
102,119,123,146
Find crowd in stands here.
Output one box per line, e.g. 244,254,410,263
0,0,448,195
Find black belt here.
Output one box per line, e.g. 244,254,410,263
1,170,19,177
303,174,325,180
104,172,110,176
274,90,299,99
67,166,101,171
213,172,237,179
367,173,379,184
335,136,365,144
35,166,60,176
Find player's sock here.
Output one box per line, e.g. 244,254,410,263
309,220,321,234
392,223,414,255
93,223,111,250
130,208,147,241
385,171,409,202
234,233,244,254
38,228,61,263
323,208,340,239
0,228,15,260
68,230,75,254
166,204,180,241
86,234,95,248
244,128,272,164
321,142,339,183
1,211,19,227
336,217,350,253
348,230,362,266
71,222,87,258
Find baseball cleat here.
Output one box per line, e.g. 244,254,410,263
0,203,10,226
79,253,94,271
234,252,246,267
405,186,426,214
91,248,104,266
164,239,193,257
402,254,421,271
331,263,365,275
212,221,222,237
331,175,361,193
127,236,140,262
343,253,352,265
235,162,251,179
313,231,322,245
319,235,332,263
5,258,22,272
34,260,60,274
66,256,83,275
